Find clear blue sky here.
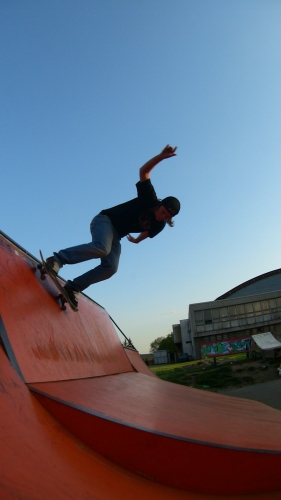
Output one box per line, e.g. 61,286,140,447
2,1,281,353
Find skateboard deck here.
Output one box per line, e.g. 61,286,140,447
38,251,78,312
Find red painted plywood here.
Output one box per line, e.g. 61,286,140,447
0,345,280,499
124,348,157,377
2,231,281,498
0,234,133,383
29,372,281,450
0,346,211,500
29,372,281,495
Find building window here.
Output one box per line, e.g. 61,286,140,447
203,310,212,324
261,300,270,314
212,308,220,322
195,311,204,325
269,298,278,313
237,304,246,318
253,301,262,316
277,297,281,309
245,303,254,317
220,307,229,322
229,305,238,320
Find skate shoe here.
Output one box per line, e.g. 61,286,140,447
46,256,62,278
64,283,79,309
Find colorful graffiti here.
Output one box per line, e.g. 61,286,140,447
200,336,253,358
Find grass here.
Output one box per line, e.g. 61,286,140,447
150,353,280,391
160,364,244,390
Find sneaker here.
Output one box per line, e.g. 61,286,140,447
46,256,61,278
64,284,79,309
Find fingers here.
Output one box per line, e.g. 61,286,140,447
163,144,177,156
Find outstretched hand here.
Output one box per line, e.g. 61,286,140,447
126,232,149,244
126,234,137,243
139,144,177,182
160,144,177,159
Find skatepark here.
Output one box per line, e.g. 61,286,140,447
1,229,281,500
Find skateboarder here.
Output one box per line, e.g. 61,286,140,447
45,145,180,308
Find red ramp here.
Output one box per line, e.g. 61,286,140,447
1,231,281,498
0,343,206,500
0,234,132,383
29,372,281,495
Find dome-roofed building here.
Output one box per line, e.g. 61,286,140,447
216,269,281,300
173,269,281,360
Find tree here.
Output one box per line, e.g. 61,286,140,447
150,333,180,353
122,337,134,349
149,336,165,353
158,333,179,352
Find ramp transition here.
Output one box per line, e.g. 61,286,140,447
1,230,281,498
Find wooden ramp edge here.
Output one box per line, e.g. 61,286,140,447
124,348,157,377
29,372,281,496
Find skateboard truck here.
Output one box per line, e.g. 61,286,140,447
37,263,67,310
37,251,78,312
37,262,47,280
57,294,67,310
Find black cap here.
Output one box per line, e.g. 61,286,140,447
161,196,180,216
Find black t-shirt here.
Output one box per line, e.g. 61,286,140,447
100,179,166,239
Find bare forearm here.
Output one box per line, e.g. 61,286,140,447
126,232,149,244
139,154,163,181
139,145,177,181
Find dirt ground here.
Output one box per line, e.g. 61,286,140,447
231,358,281,385
152,355,281,410
208,356,281,389
151,353,281,392
180,355,281,391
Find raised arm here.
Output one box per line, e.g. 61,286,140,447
139,145,177,182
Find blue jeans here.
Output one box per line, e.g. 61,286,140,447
55,214,121,292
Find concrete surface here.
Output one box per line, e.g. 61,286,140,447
220,379,281,411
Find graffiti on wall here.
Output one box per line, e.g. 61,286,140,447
200,336,253,358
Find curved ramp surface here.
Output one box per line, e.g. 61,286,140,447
0,346,214,500
1,231,281,498
29,372,281,495
0,234,132,382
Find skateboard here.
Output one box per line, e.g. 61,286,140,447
37,250,78,312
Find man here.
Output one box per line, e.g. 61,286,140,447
46,144,180,307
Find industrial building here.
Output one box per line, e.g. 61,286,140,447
173,269,281,360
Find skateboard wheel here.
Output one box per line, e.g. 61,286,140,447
57,294,67,311
37,263,46,280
